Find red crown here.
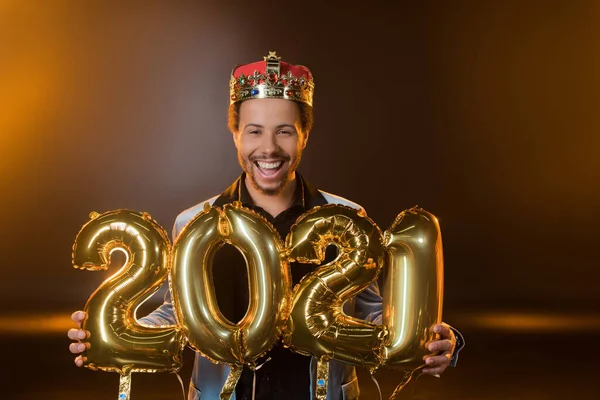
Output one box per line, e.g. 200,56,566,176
229,51,314,106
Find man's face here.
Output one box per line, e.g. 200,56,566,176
234,98,308,196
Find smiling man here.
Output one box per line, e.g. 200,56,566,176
69,51,464,400
231,95,310,217
238,100,301,193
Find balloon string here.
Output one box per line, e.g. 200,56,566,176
118,371,132,400
405,369,440,398
388,370,414,400
370,373,382,400
219,364,243,400
315,358,329,400
175,372,186,400
251,357,272,400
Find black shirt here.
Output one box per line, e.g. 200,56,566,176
211,173,332,400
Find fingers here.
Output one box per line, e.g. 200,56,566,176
74,355,87,367
427,339,453,353
422,353,451,375
69,340,90,353
424,354,451,366
432,323,451,339
429,323,456,357
69,342,86,354
67,328,89,341
70,311,90,367
71,311,87,324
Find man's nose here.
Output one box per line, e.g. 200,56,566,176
258,132,278,154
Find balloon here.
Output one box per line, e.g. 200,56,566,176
170,202,291,398
72,204,445,400
381,206,444,397
283,204,387,369
71,210,186,375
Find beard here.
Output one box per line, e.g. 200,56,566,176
238,151,299,196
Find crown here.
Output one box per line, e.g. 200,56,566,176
229,51,314,106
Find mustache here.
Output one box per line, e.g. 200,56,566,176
249,153,290,162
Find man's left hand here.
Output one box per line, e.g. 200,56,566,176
422,322,456,376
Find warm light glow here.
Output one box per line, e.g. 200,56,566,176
3,312,598,335
452,312,600,332
0,2,68,183
0,314,74,334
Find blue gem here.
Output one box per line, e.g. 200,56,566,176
317,379,325,386
119,394,127,400
251,89,259,96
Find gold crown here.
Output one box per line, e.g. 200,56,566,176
229,51,314,106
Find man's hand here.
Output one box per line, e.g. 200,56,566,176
67,311,90,367
422,322,456,376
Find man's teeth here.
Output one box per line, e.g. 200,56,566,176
257,161,282,170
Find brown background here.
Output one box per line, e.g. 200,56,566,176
1,1,598,399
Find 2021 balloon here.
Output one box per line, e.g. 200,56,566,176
283,204,387,399
72,204,444,400
282,204,387,398
281,205,444,399
381,207,444,398
71,210,186,400
170,202,292,399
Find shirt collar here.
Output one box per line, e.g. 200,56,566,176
214,172,326,210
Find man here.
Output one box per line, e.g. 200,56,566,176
69,51,464,399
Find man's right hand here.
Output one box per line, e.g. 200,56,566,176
67,311,90,367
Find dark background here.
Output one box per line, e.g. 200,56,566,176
1,1,598,399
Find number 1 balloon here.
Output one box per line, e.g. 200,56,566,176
381,206,444,398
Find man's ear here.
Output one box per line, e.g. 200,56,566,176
231,130,240,148
301,130,310,149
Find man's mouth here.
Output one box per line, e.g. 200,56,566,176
254,160,285,178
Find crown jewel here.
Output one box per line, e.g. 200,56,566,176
229,51,314,106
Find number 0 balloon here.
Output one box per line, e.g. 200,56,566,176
170,202,291,399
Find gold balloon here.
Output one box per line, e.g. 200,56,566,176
170,202,291,366
283,204,387,369
71,210,186,375
381,207,444,396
